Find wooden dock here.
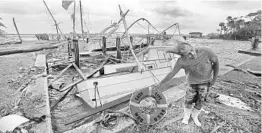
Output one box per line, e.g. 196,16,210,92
25,54,53,133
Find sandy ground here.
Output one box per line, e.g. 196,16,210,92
0,38,261,133
0,52,35,108
0,40,57,120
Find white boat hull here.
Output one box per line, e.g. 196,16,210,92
77,67,185,108
77,45,186,108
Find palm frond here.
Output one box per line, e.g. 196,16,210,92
0,22,6,28
0,29,6,36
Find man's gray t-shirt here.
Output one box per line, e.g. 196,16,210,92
177,47,215,85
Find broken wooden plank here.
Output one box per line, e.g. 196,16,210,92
72,63,86,79
238,50,261,56
0,41,67,56
50,57,110,110
50,86,75,110
57,56,110,93
247,68,261,76
48,63,73,87
66,92,132,125
12,18,22,43
225,64,258,78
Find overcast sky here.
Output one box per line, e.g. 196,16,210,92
0,0,261,35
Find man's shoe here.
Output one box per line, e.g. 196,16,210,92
181,107,192,124
191,108,202,126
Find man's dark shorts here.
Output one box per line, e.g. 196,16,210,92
184,83,209,110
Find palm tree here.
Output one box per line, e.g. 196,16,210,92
219,22,225,35
226,16,234,33
223,26,227,34
246,10,261,30
226,16,232,22
235,19,245,30
0,17,6,36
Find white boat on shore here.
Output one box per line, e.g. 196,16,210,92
77,44,185,108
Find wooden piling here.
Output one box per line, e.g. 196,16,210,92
251,37,259,50
12,18,22,43
147,36,151,46
130,36,133,44
73,39,80,67
116,37,122,60
102,36,107,55
68,39,73,58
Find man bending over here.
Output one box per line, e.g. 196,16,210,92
158,40,219,127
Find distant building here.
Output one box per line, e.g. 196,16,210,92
189,32,203,38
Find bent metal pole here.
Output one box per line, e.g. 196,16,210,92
118,5,144,70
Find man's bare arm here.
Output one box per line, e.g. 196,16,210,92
158,59,182,86
165,47,180,55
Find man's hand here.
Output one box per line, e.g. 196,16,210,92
154,83,162,90
209,79,216,87
209,49,219,88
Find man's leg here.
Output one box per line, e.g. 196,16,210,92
192,83,209,127
182,85,197,124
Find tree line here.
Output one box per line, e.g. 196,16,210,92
208,10,261,40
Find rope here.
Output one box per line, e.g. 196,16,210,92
171,26,178,36
136,21,157,35
137,22,148,31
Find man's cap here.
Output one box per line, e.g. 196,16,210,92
164,35,187,46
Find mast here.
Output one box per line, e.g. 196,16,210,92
177,24,181,35
118,5,144,70
73,0,76,39
12,18,22,43
79,0,84,40
43,0,60,41
84,21,89,36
